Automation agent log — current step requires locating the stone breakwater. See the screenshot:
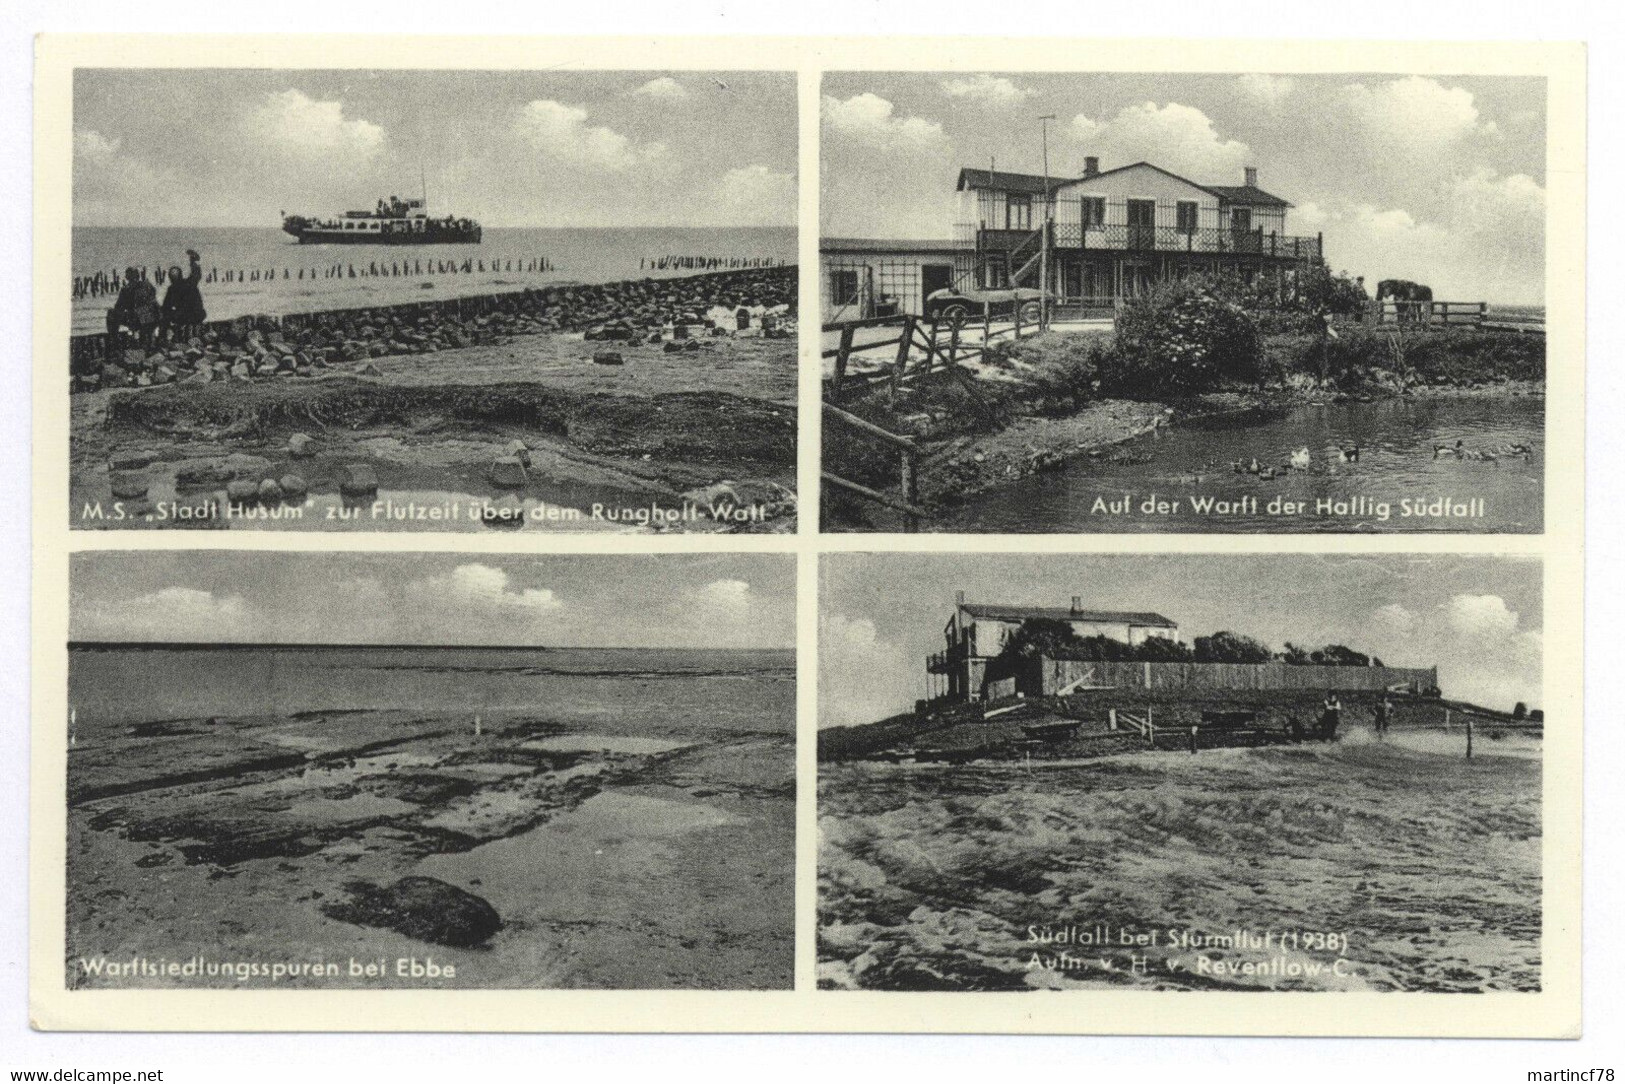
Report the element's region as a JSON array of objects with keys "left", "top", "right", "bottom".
[{"left": 71, "top": 266, "right": 797, "bottom": 393}]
